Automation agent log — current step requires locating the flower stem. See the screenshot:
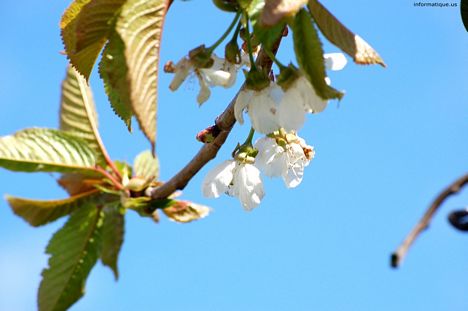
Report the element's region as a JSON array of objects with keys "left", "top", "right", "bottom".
[
  {"left": 231, "top": 19, "right": 242, "bottom": 42},
  {"left": 243, "top": 127, "right": 255, "bottom": 146},
  {"left": 243, "top": 12, "right": 257, "bottom": 71},
  {"left": 208, "top": 12, "right": 241, "bottom": 54}
]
